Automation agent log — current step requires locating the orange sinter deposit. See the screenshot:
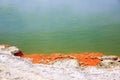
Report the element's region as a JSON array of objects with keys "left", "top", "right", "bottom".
[{"left": 22, "top": 52, "right": 104, "bottom": 66}]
